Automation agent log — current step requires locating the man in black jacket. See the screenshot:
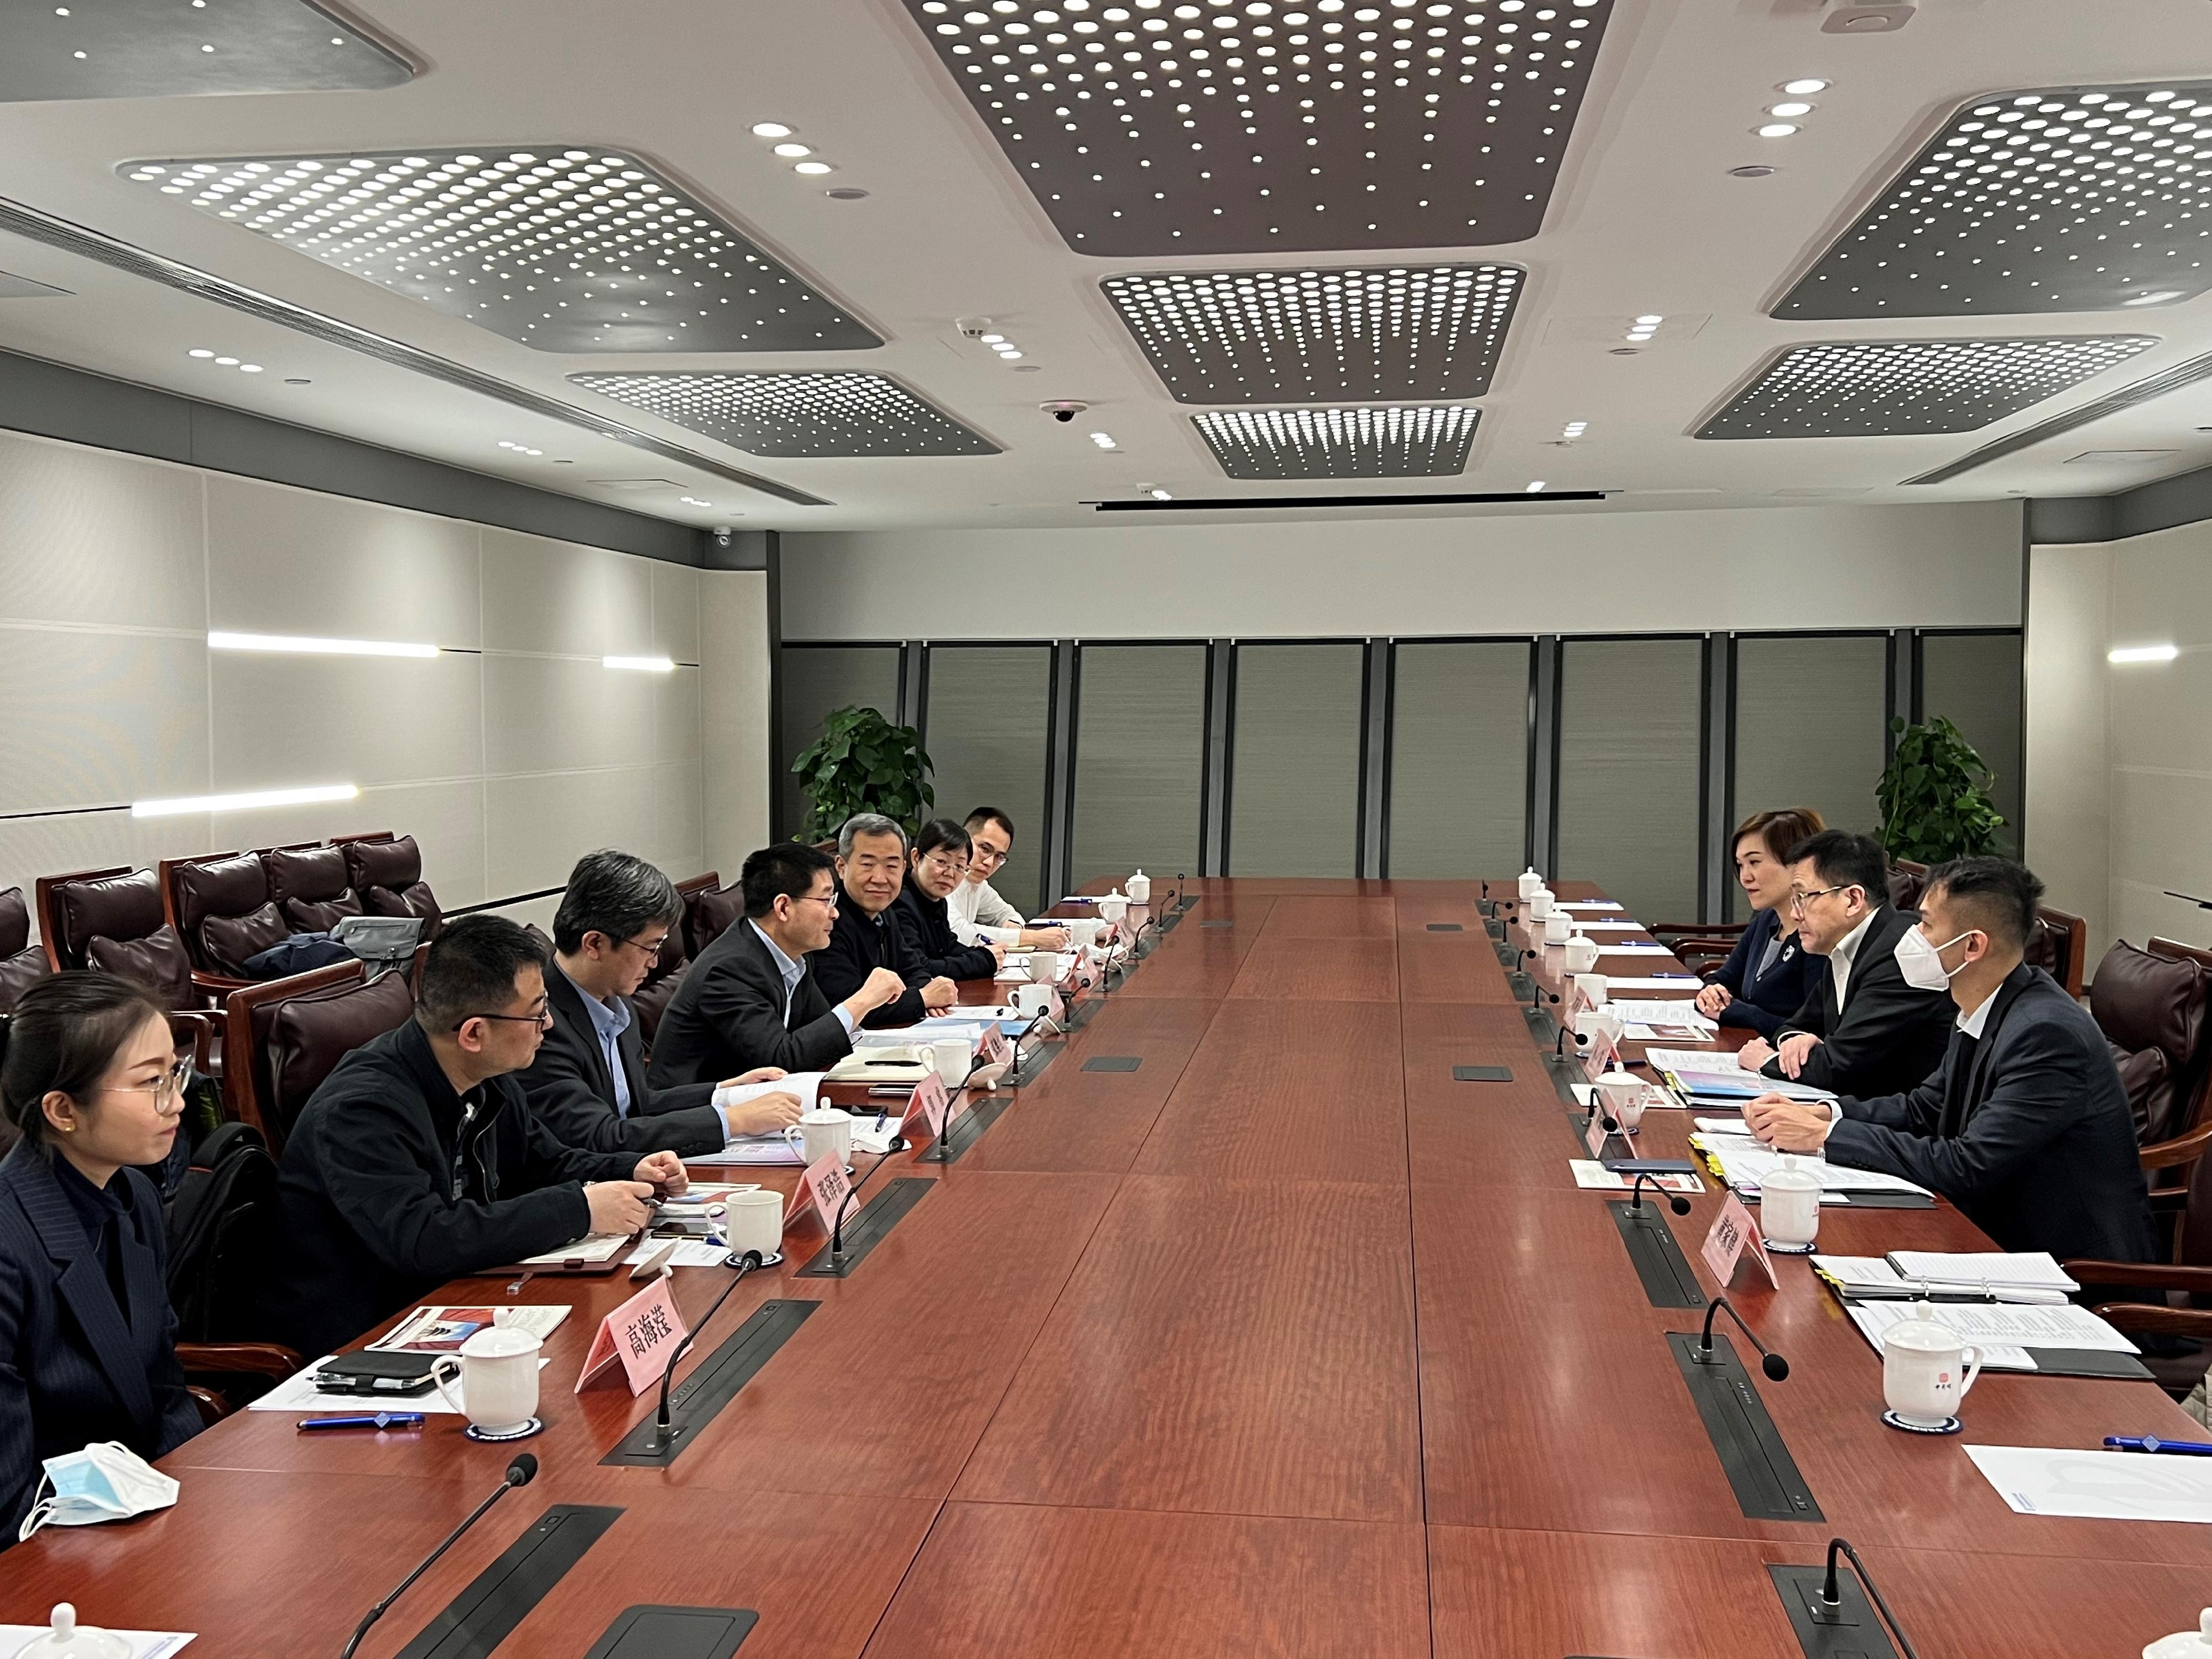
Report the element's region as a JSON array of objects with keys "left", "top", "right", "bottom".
[
  {"left": 1745, "top": 858, "right": 2154, "bottom": 1265},
  {"left": 1735, "top": 830, "right": 1953, "bottom": 1100},
  {"left": 264, "top": 916, "right": 679, "bottom": 1359},
  {"left": 814, "top": 814, "right": 957, "bottom": 1028},
  {"left": 648, "top": 842, "right": 909, "bottom": 1088},
  {"left": 521, "top": 850, "right": 806, "bottom": 1158}
]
